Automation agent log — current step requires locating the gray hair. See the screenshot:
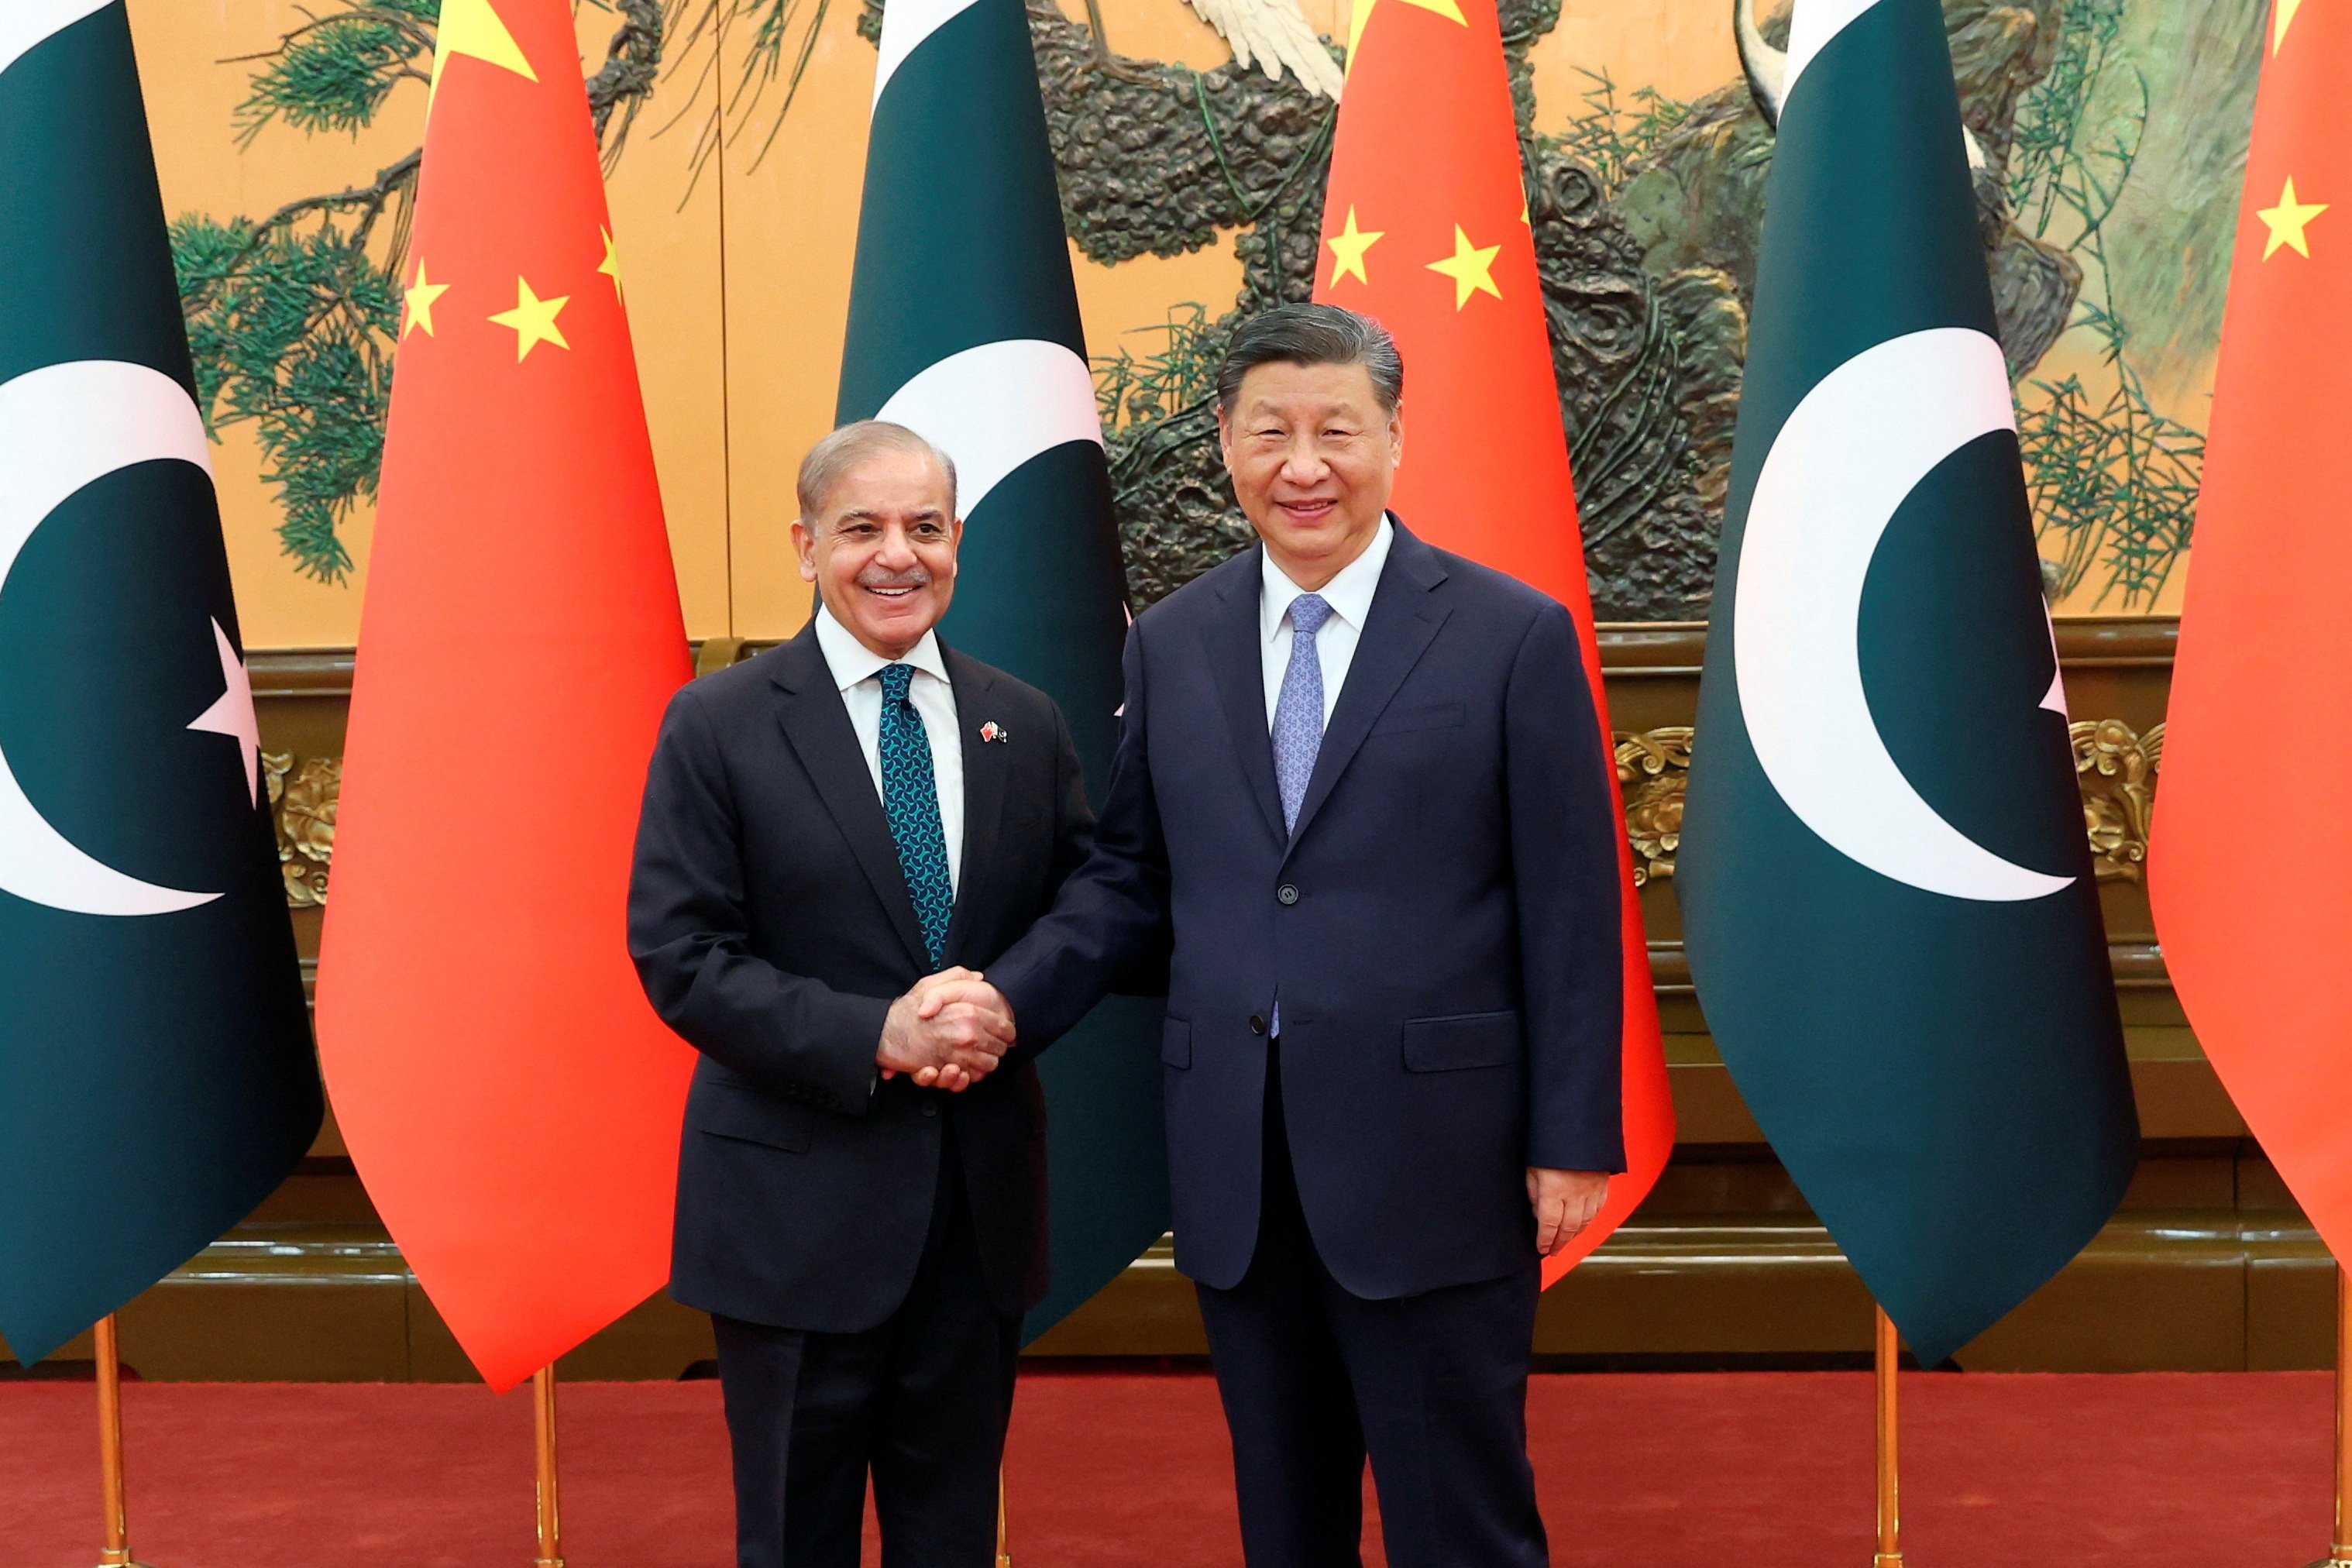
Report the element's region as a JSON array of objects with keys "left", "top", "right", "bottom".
[
  {"left": 1216, "top": 304, "right": 1405, "bottom": 416},
  {"left": 795, "top": 419, "right": 959, "bottom": 523}
]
